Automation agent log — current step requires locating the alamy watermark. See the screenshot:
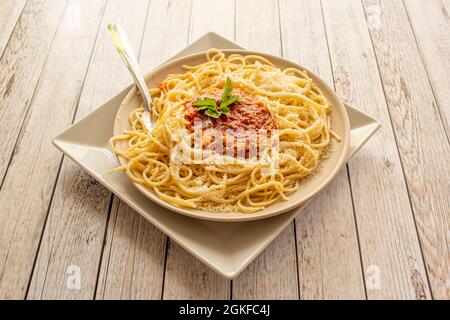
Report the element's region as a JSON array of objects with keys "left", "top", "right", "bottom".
[
  {"left": 366, "top": 5, "right": 382, "bottom": 30},
  {"left": 366, "top": 265, "right": 381, "bottom": 290},
  {"left": 170, "top": 122, "right": 280, "bottom": 175},
  {"left": 66, "top": 264, "right": 81, "bottom": 290}
]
